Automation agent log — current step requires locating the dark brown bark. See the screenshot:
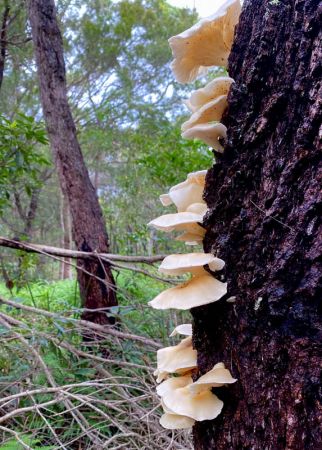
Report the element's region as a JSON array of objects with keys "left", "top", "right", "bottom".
[
  {"left": 28, "top": 0, "right": 117, "bottom": 325},
  {"left": 193, "top": 0, "right": 321, "bottom": 449},
  {"left": 0, "top": 1, "right": 9, "bottom": 91}
]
